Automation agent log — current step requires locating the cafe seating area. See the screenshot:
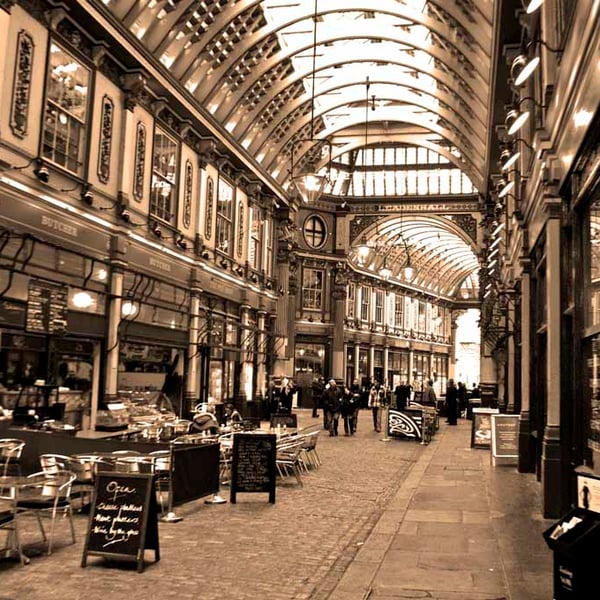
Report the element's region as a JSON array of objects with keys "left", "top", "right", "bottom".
[{"left": 0, "top": 412, "right": 325, "bottom": 565}]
